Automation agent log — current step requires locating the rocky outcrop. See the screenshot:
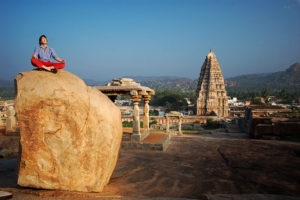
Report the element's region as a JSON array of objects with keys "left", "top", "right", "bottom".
[{"left": 14, "top": 70, "right": 122, "bottom": 192}]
